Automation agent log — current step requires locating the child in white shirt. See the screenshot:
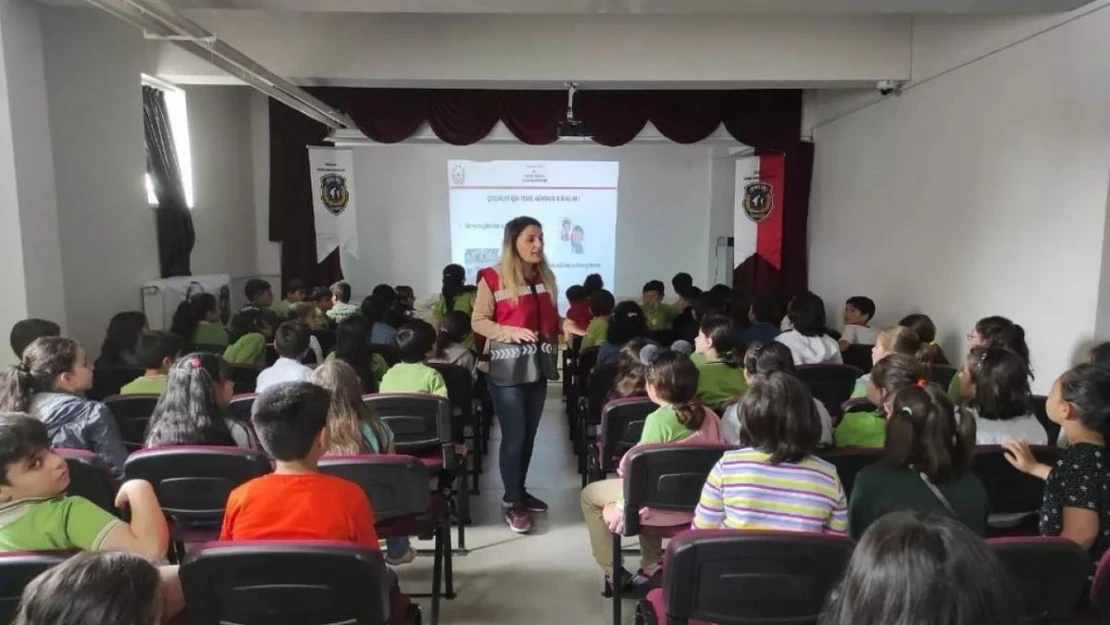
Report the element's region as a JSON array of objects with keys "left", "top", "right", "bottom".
[{"left": 839, "top": 295, "right": 877, "bottom": 351}]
